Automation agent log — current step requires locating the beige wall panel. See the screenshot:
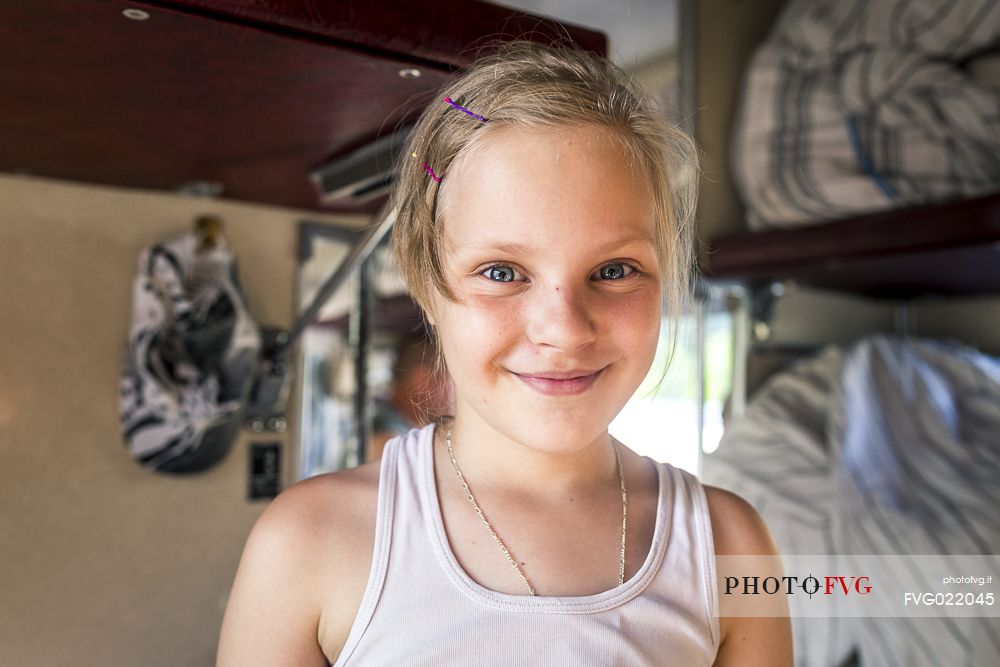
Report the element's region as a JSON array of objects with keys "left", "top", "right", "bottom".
[{"left": 0, "top": 174, "right": 366, "bottom": 666}]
